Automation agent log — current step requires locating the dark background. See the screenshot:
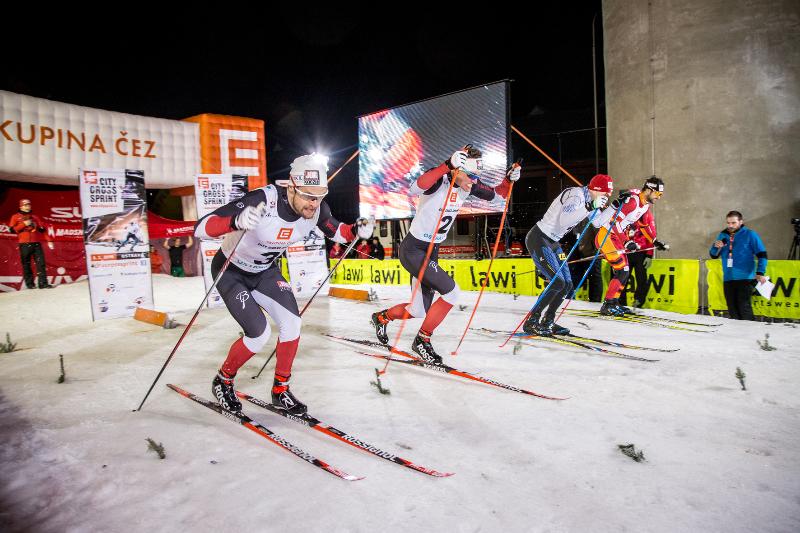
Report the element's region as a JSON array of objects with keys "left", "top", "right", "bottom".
[{"left": 2, "top": 6, "right": 606, "bottom": 238}]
